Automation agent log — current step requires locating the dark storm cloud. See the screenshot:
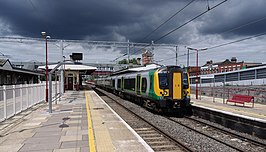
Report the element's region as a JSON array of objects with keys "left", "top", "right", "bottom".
[
  {"left": 0, "top": 0, "right": 183, "bottom": 41},
  {"left": 198, "top": 0, "right": 266, "bottom": 38},
  {"left": 0, "top": 0, "right": 266, "bottom": 44}
]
